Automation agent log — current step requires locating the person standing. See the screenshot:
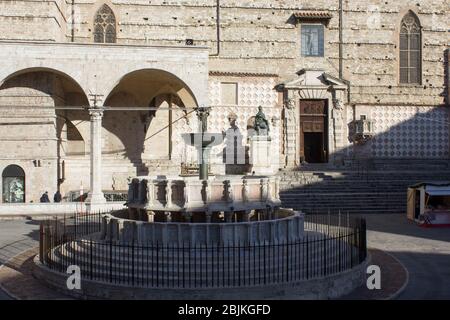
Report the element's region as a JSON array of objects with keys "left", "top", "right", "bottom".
[
  {"left": 53, "top": 191, "right": 62, "bottom": 203},
  {"left": 40, "top": 191, "right": 50, "bottom": 203}
]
